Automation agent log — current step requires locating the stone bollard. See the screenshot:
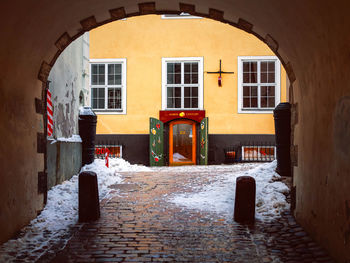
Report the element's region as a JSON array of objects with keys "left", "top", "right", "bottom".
[
  {"left": 79, "top": 171, "right": 100, "bottom": 222},
  {"left": 234, "top": 176, "right": 256, "bottom": 224}
]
